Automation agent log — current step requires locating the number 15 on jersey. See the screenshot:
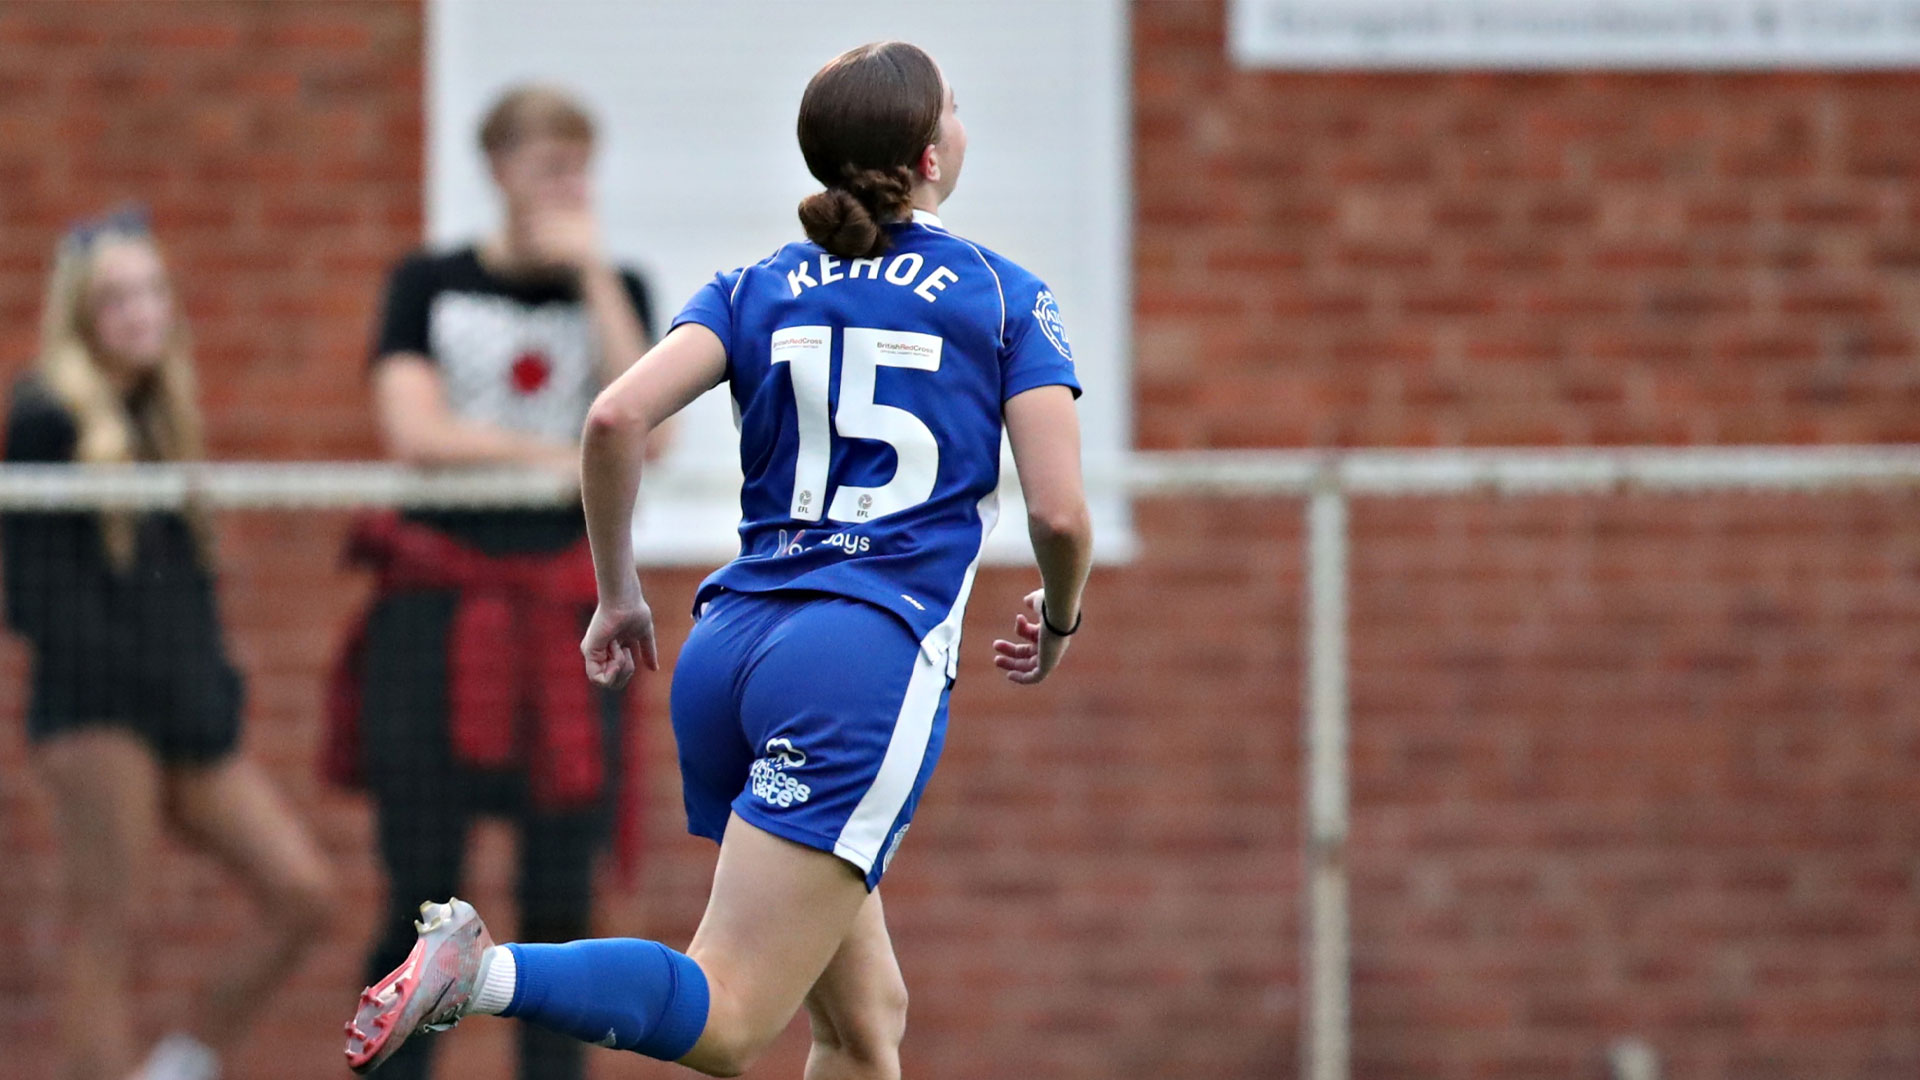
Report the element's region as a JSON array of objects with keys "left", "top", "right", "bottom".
[{"left": 770, "top": 325, "right": 944, "bottom": 525}]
